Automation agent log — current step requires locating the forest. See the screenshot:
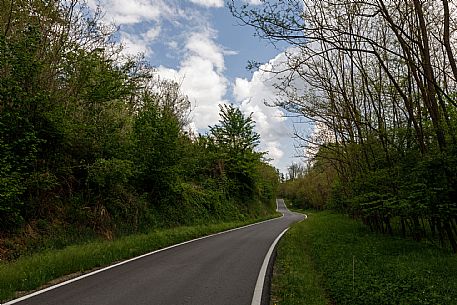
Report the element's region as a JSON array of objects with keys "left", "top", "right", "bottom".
[
  {"left": 0, "top": 0, "right": 279, "bottom": 260},
  {"left": 229, "top": 0, "right": 457, "bottom": 252}
]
